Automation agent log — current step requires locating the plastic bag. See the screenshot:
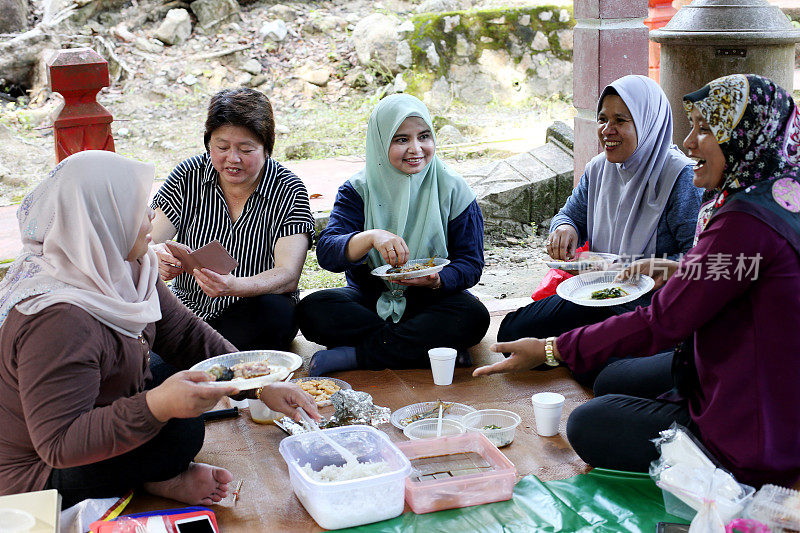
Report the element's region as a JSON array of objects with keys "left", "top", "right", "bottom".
[
  {"left": 650, "top": 424, "right": 754, "bottom": 533},
  {"left": 532, "top": 242, "right": 592, "bottom": 300},
  {"left": 744, "top": 484, "right": 800, "bottom": 532}
]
